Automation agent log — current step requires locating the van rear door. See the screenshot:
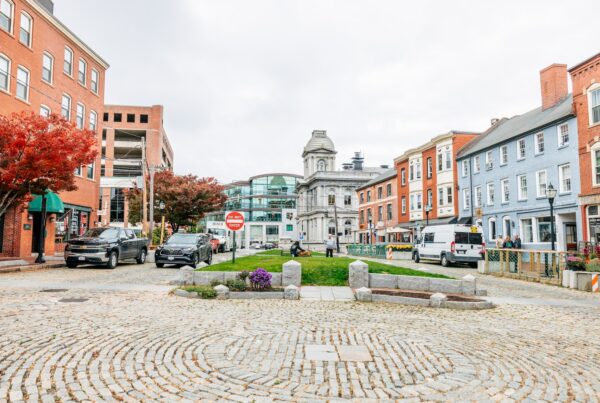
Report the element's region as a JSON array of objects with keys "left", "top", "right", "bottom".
[{"left": 454, "top": 231, "right": 483, "bottom": 257}]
